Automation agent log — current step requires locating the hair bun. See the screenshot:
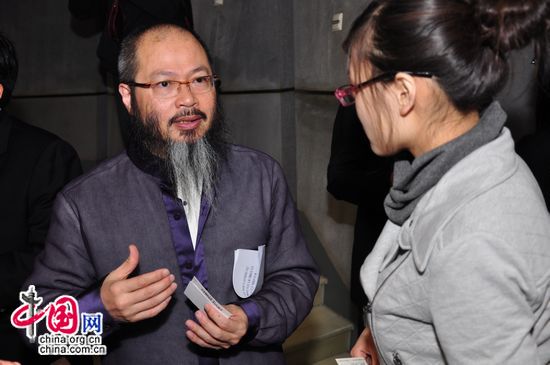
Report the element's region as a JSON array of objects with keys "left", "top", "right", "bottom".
[{"left": 473, "top": 0, "right": 550, "bottom": 53}]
